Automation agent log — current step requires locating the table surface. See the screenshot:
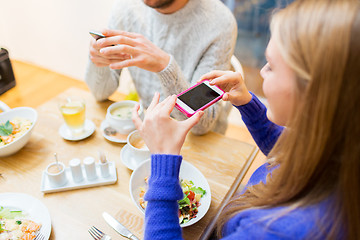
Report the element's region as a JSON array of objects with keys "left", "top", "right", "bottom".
[{"left": 0, "top": 60, "right": 258, "bottom": 239}]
